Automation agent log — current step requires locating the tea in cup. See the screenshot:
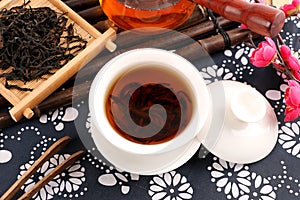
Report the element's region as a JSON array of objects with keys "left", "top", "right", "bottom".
[{"left": 89, "top": 48, "right": 210, "bottom": 155}]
